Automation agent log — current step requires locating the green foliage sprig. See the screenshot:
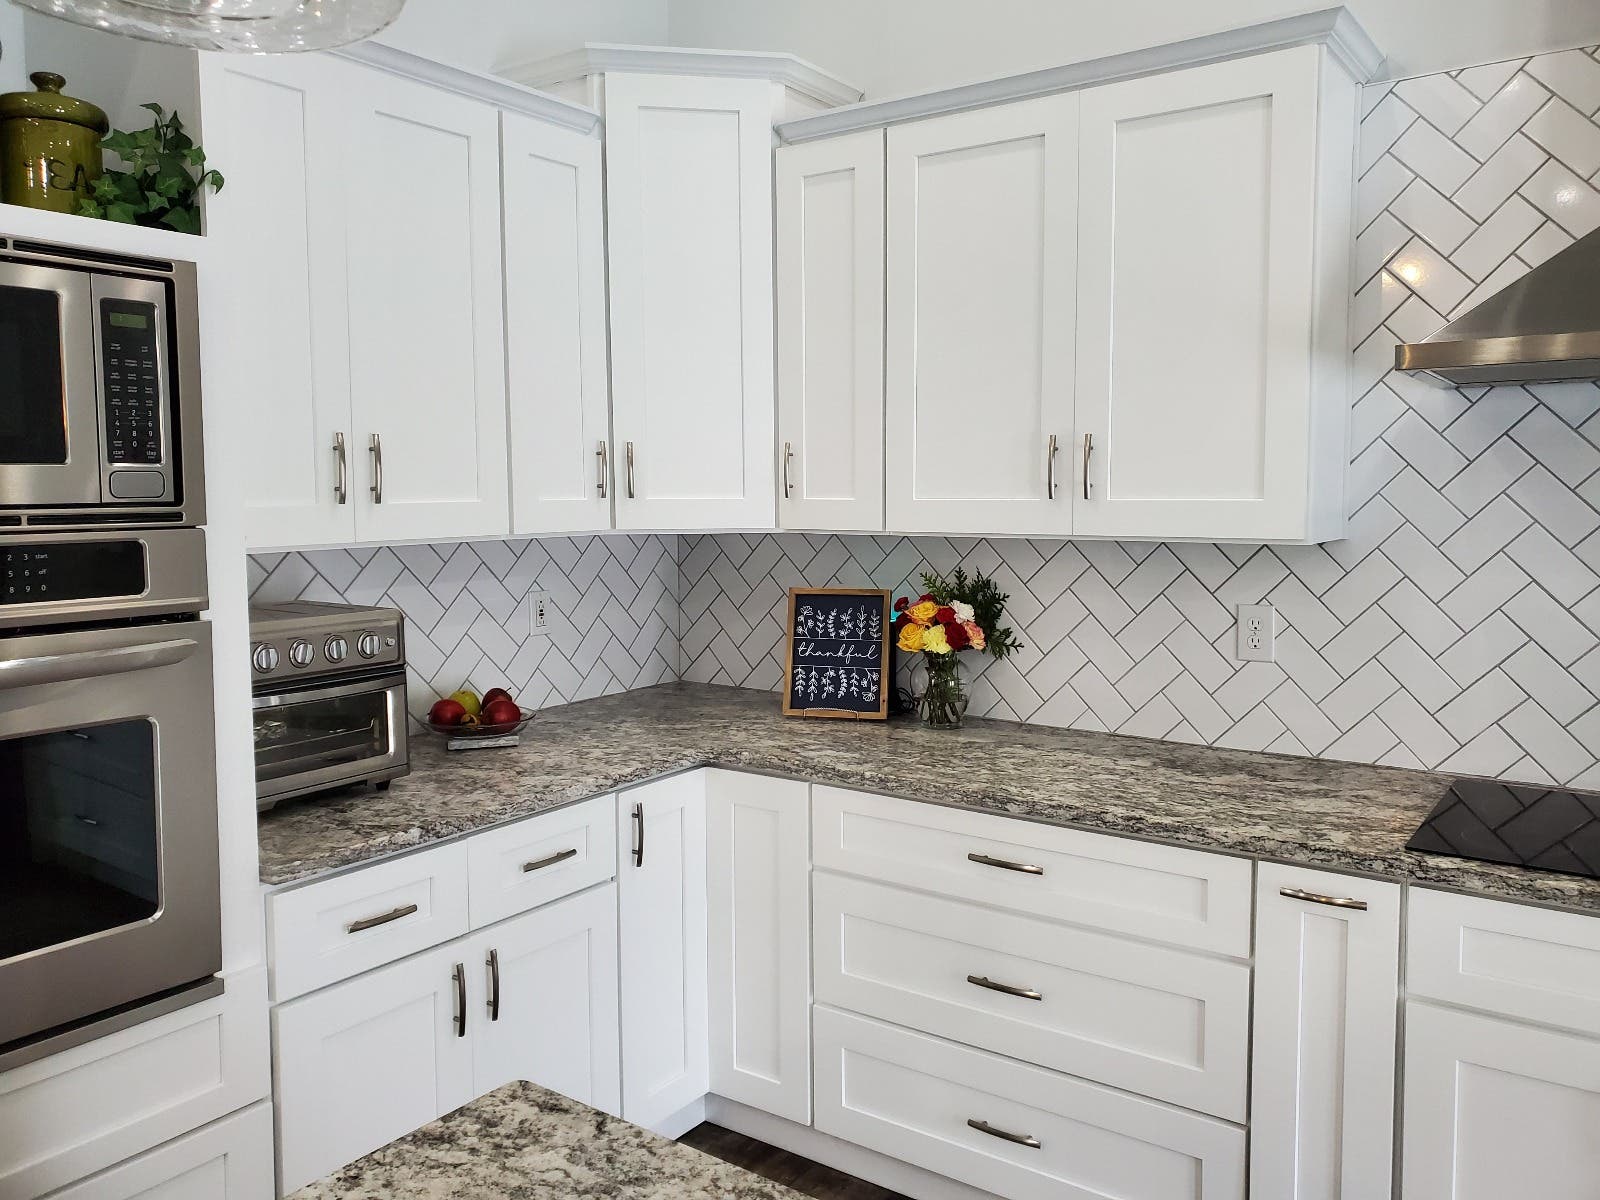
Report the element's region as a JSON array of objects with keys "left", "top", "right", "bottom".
[
  {"left": 77, "top": 103, "right": 223, "bottom": 234},
  {"left": 919, "top": 566, "right": 1023, "bottom": 660}
]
